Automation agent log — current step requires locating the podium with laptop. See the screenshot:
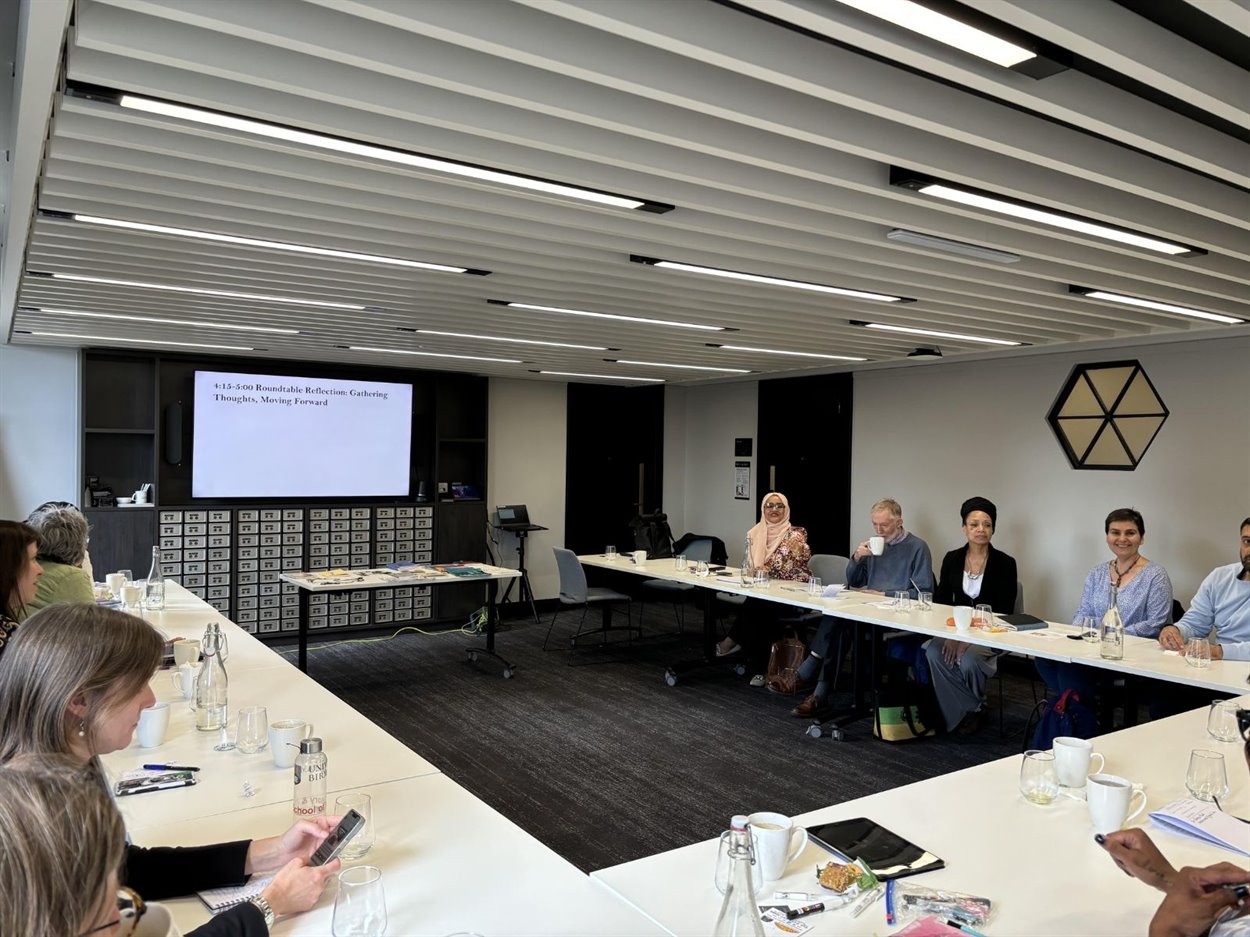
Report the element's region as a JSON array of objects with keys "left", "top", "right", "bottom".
[{"left": 493, "top": 504, "right": 547, "bottom": 624}]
